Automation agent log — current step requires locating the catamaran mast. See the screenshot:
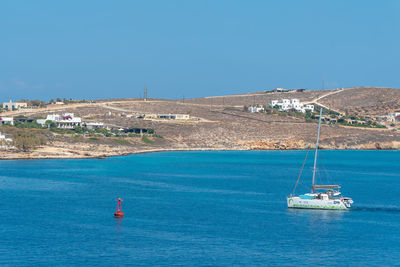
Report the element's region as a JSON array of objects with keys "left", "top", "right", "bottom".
[{"left": 312, "top": 108, "right": 323, "bottom": 193}]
